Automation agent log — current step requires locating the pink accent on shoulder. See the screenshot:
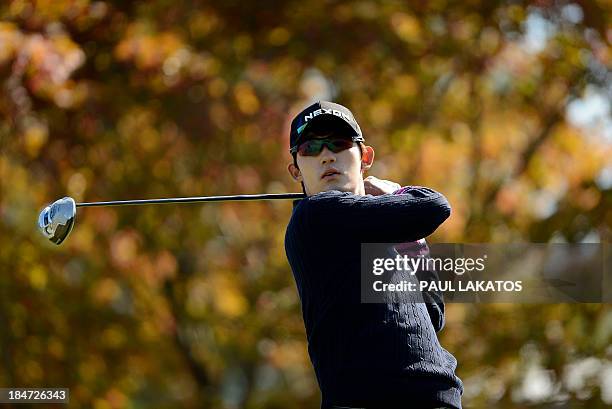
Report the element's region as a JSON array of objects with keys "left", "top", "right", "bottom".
[{"left": 392, "top": 186, "right": 418, "bottom": 195}]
